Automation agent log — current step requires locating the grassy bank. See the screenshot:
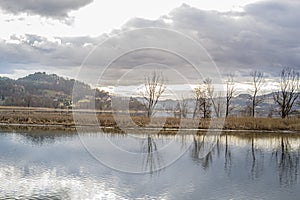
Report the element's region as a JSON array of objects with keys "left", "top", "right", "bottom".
[{"left": 1, "top": 106, "right": 300, "bottom": 132}]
